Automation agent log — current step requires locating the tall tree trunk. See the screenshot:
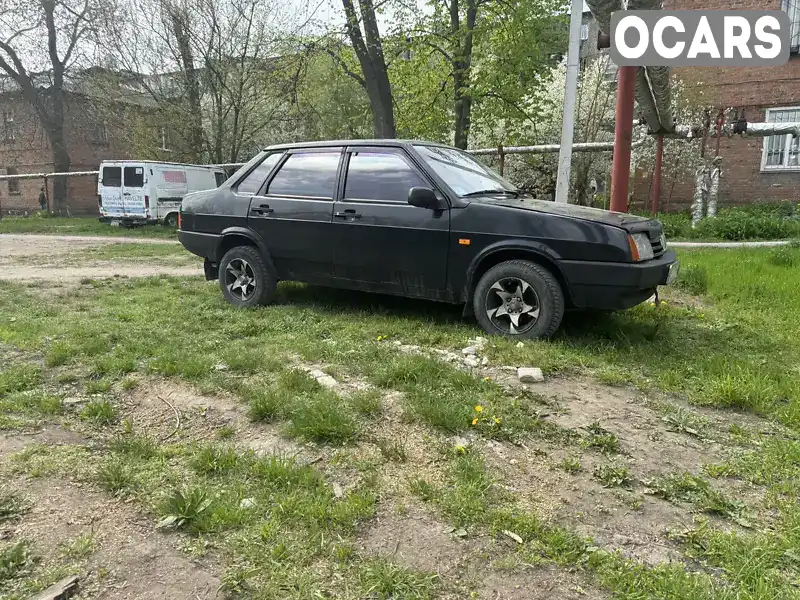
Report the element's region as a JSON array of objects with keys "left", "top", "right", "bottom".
[
  {"left": 169, "top": 7, "right": 204, "bottom": 161},
  {"left": 451, "top": 0, "right": 476, "bottom": 149},
  {"left": 341, "top": 0, "right": 396, "bottom": 138}
]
